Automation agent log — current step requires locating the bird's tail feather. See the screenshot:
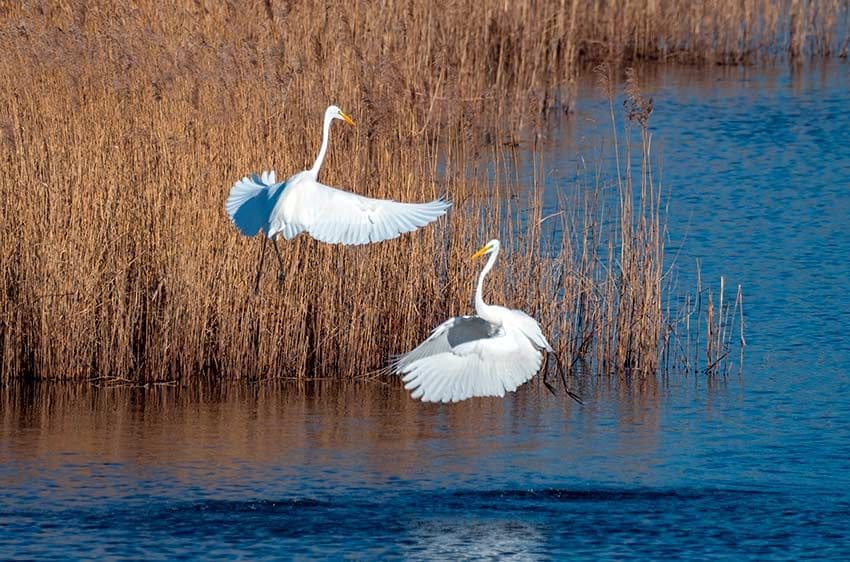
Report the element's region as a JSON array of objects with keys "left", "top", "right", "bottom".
[{"left": 225, "top": 171, "right": 276, "bottom": 237}]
